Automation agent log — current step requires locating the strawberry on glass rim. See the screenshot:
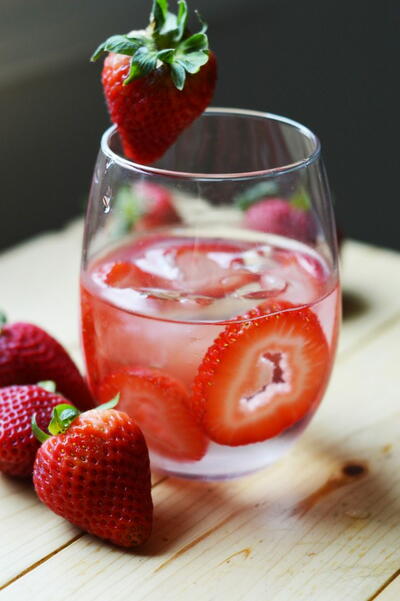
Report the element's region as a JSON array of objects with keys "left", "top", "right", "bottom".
[{"left": 91, "top": 0, "right": 217, "bottom": 164}]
